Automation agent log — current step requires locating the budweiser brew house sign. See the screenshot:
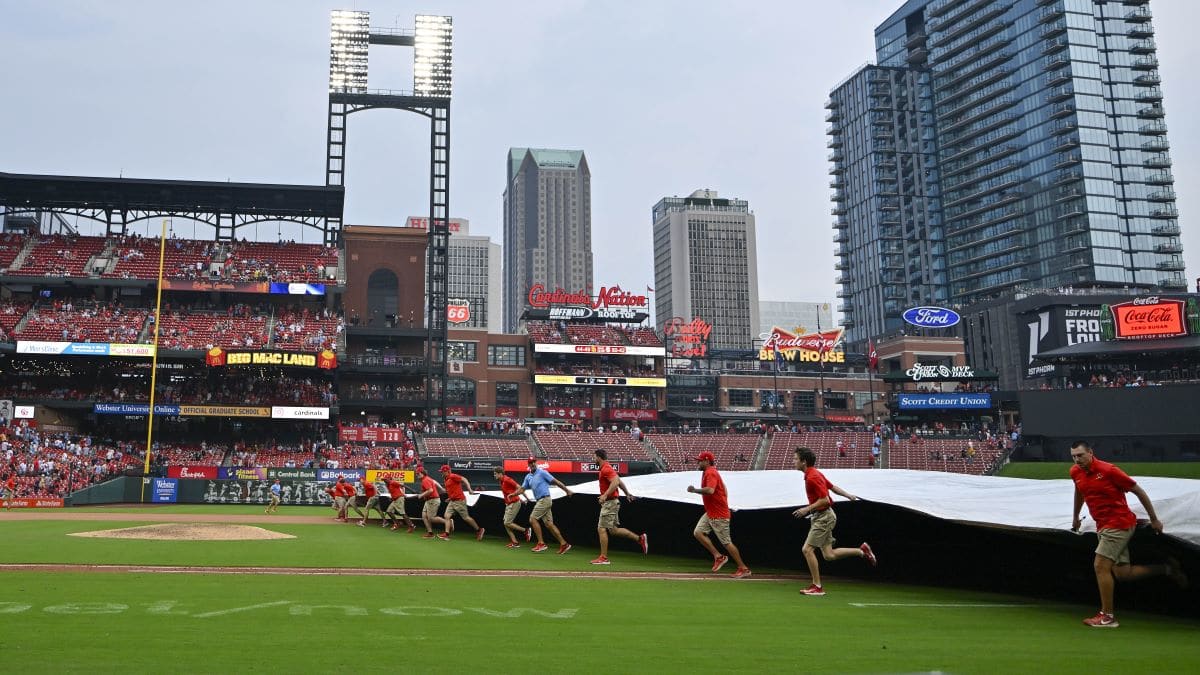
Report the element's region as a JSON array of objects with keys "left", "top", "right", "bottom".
[
  {"left": 758, "top": 326, "right": 846, "bottom": 363},
  {"left": 526, "top": 284, "right": 649, "bottom": 322}
]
